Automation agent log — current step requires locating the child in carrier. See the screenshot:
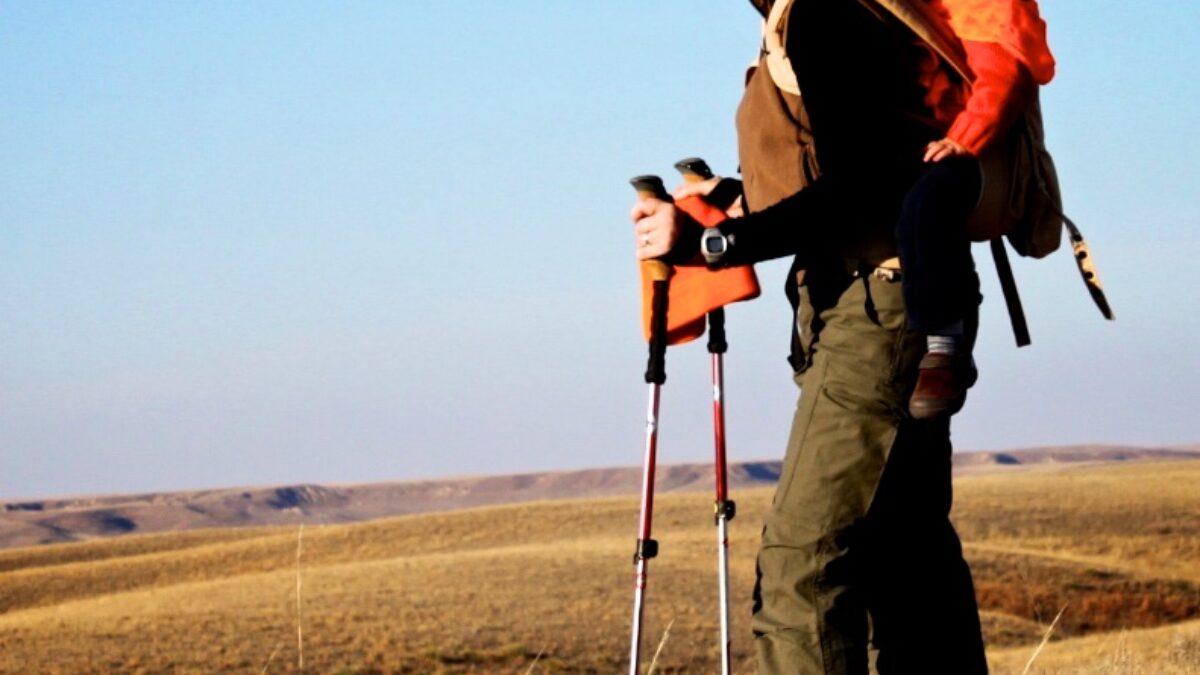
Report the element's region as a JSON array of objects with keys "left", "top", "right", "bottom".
[{"left": 898, "top": 0, "right": 1056, "bottom": 419}]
